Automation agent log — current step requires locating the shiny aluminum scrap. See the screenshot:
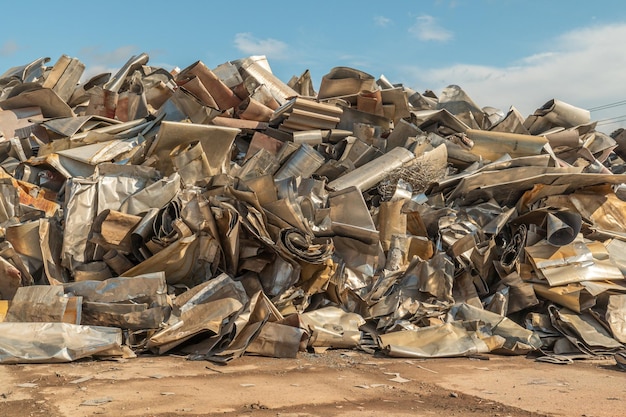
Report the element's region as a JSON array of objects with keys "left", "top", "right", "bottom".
[{"left": 0, "top": 52, "right": 625, "bottom": 364}]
